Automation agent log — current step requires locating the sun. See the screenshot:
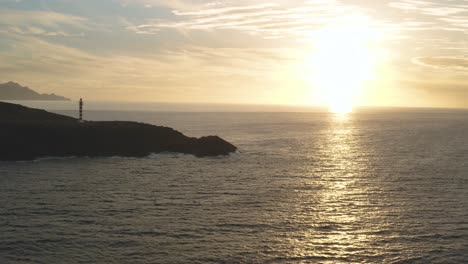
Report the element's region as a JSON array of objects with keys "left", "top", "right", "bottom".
[
  {"left": 330, "top": 101, "right": 352, "bottom": 114},
  {"left": 309, "top": 23, "right": 378, "bottom": 113}
]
